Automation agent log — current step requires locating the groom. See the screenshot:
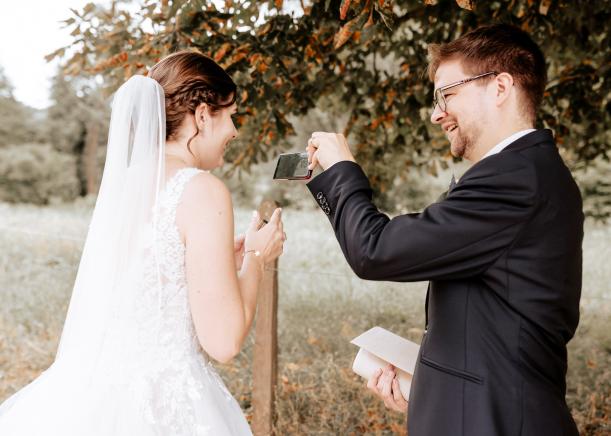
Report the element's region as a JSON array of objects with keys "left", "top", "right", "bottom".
[{"left": 305, "top": 24, "right": 582, "bottom": 435}]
